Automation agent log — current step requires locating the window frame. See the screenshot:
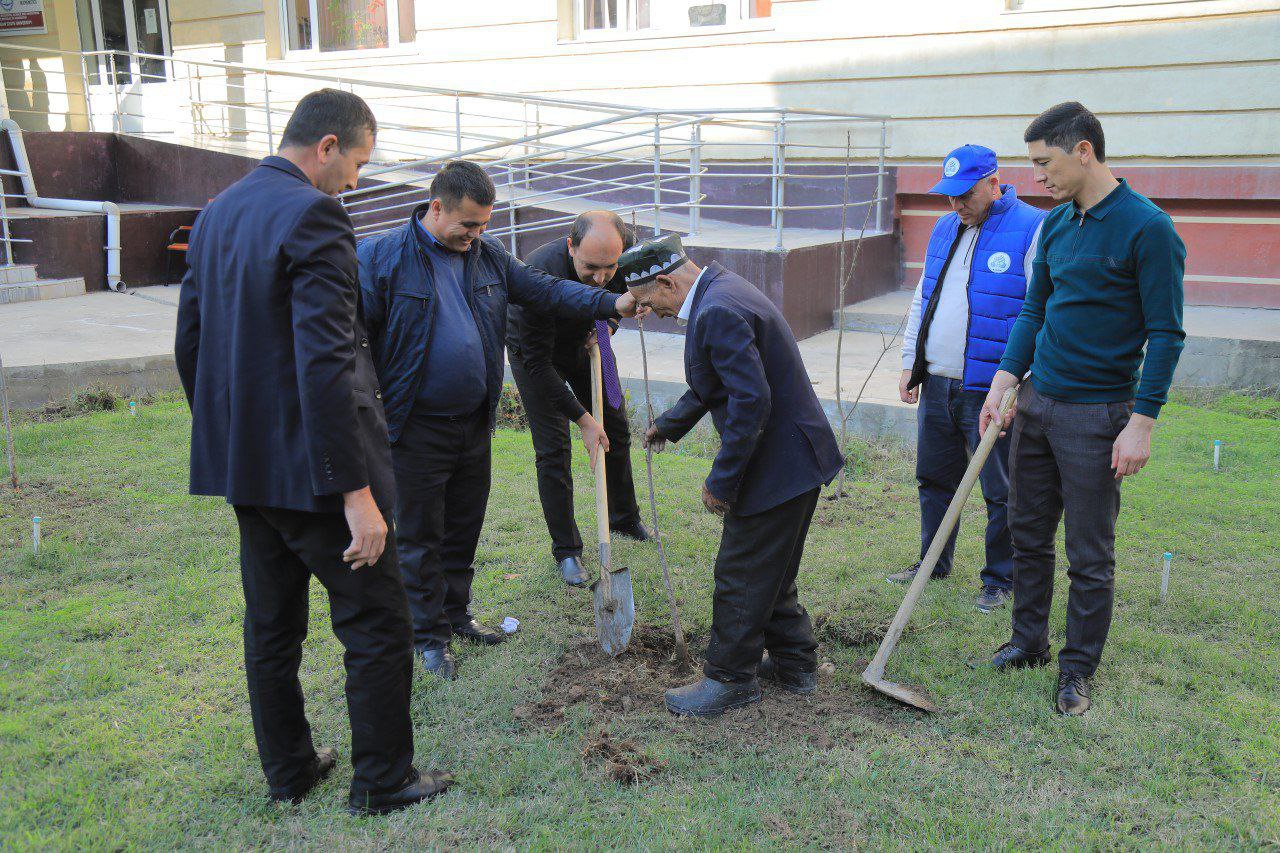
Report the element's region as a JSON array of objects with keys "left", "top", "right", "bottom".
[
  {"left": 570, "top": 0, "right": 773, "bottom": 43},
  {"left": 280, "top": 0, "right": 418, "bottom": 59}
]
